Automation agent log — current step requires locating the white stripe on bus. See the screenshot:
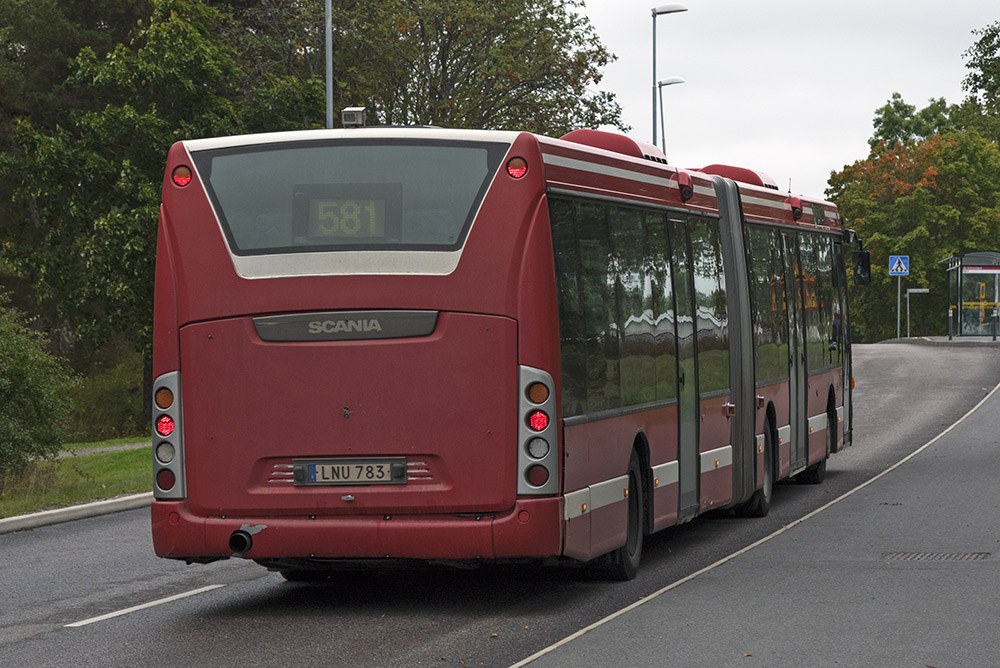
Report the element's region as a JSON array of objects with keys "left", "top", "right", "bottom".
[{"left": 699, "top": 445, "right": 733, "bottom": 474}]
